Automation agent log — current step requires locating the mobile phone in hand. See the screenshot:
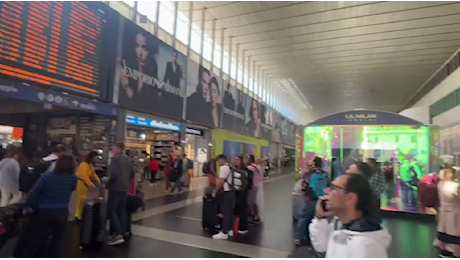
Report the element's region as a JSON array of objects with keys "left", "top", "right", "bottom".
[{"left": 321, "top": 199, "right": 329, "bottom": 212}]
